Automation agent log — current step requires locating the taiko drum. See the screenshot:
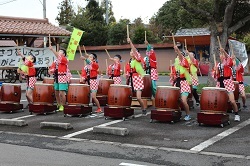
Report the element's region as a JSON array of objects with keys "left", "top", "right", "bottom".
[
  {"left": 97, "top": 78, "right": 114, "bottom": 95},
  {"left": 155, "top": 86, "right": 180, "bottom": 109},
  {"left": 200, "top": 87, "right": 228, "bottom": 112},
  {"left": 108, "top": 84, "right": 132, "bottom": 107},
  {"left": 33, "top": 83, "right": 55, "bottom": 104},
  {"left": 67, "top": 84, "right": 90, "bottom": 105},
  {"left": 43, "top": 77, "right": 54, "bottom": 84},
  {"left": 69, "top": 78, "right": 83, "bottom": 84},
  {"left": 0, "top": 83, "right": 21, "bottom": 103}
]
